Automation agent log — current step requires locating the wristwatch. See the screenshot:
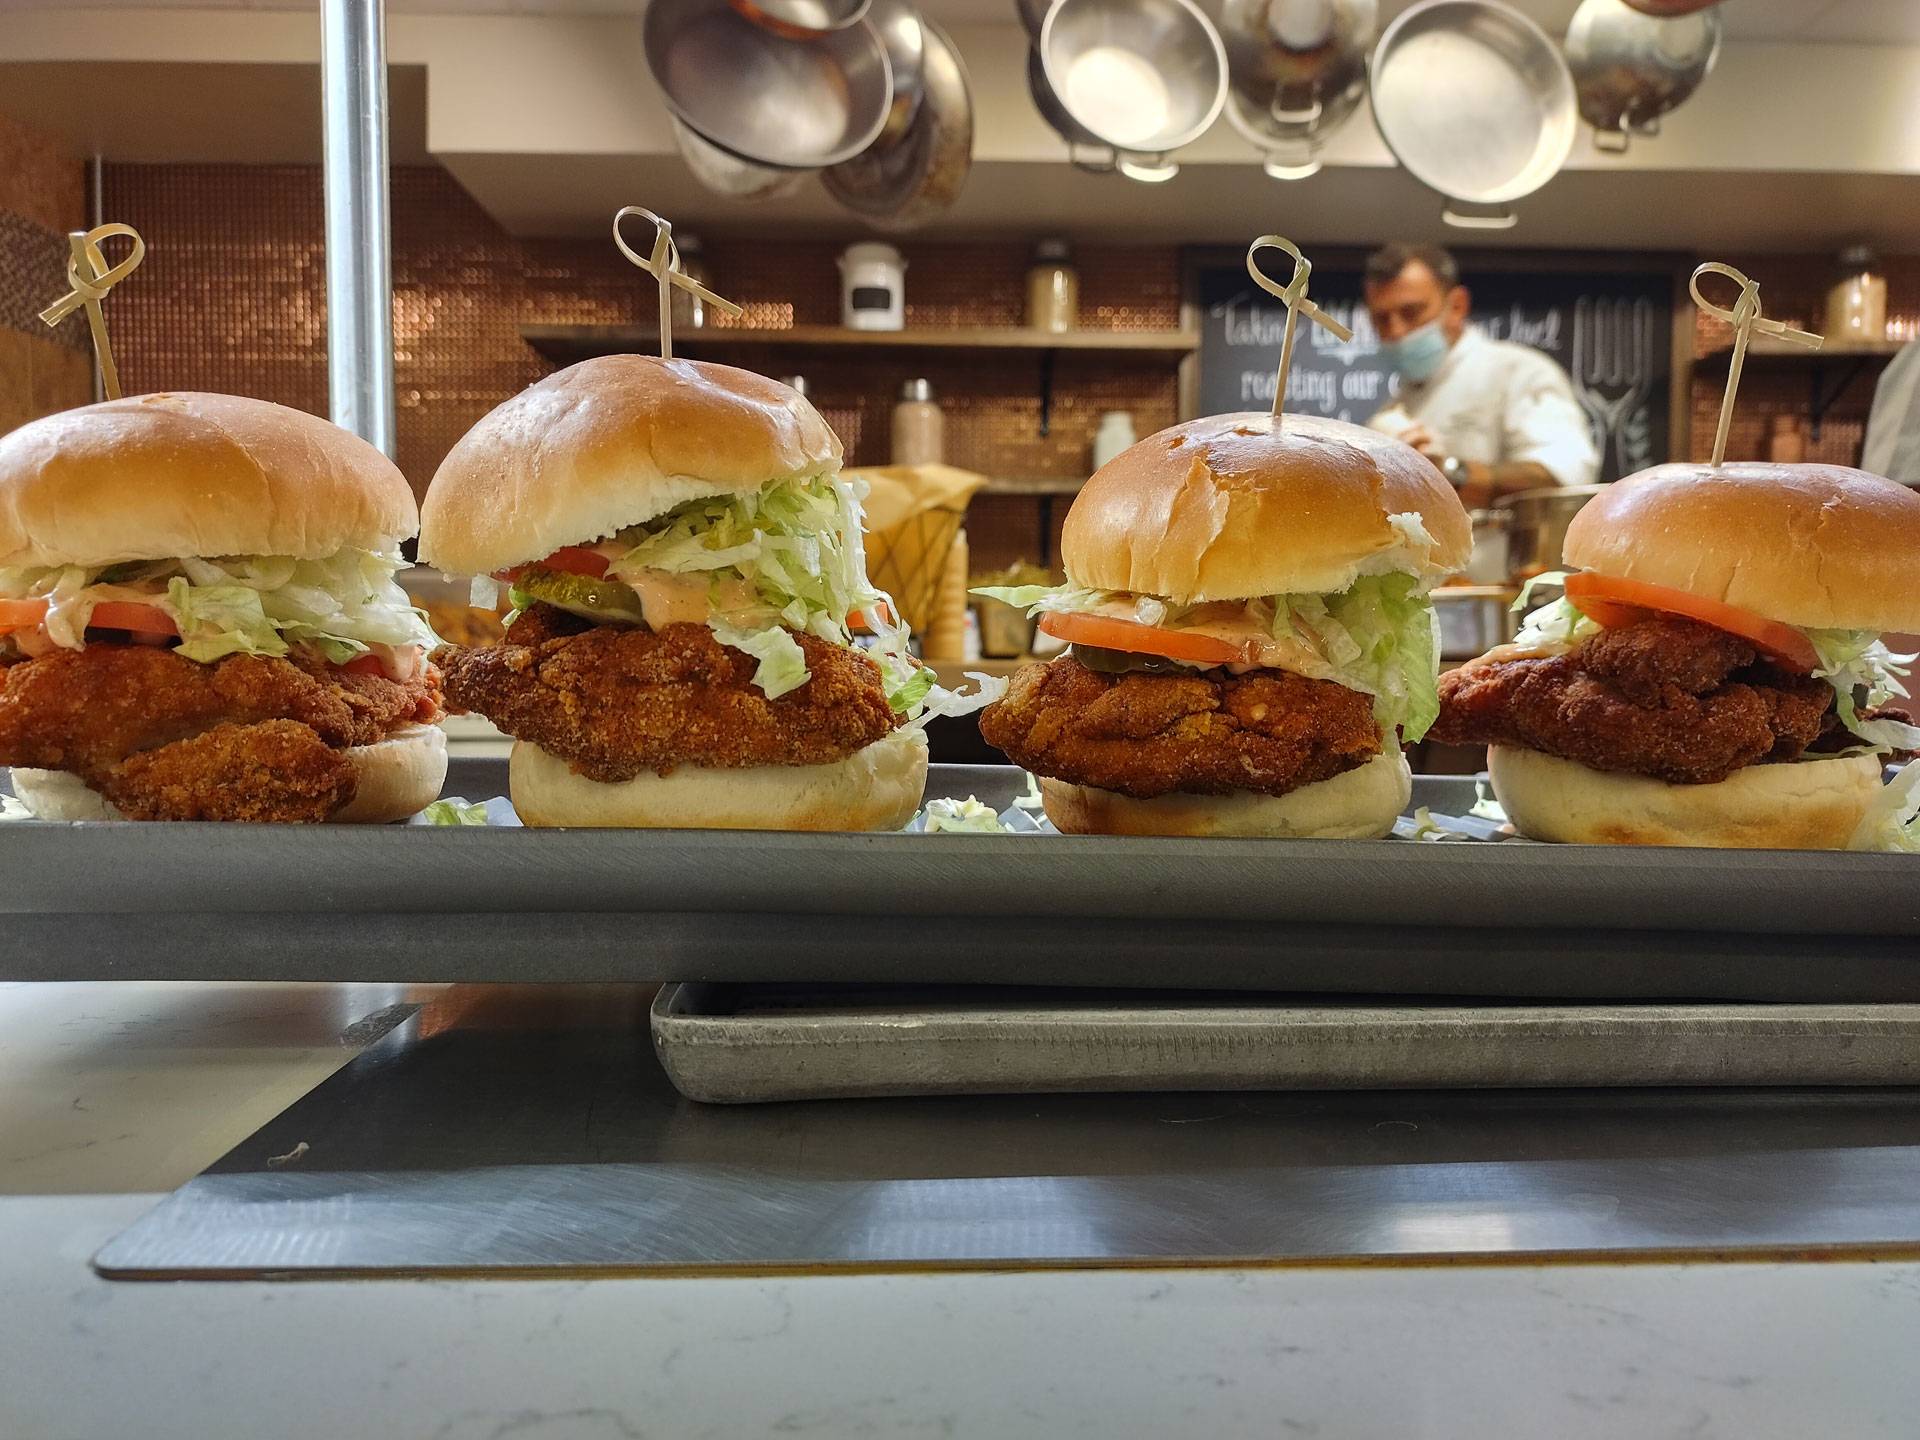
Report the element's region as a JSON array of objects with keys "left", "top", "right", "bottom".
[{"left": 1440, "top": 455, "right": 1470, "bottom": 489}]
